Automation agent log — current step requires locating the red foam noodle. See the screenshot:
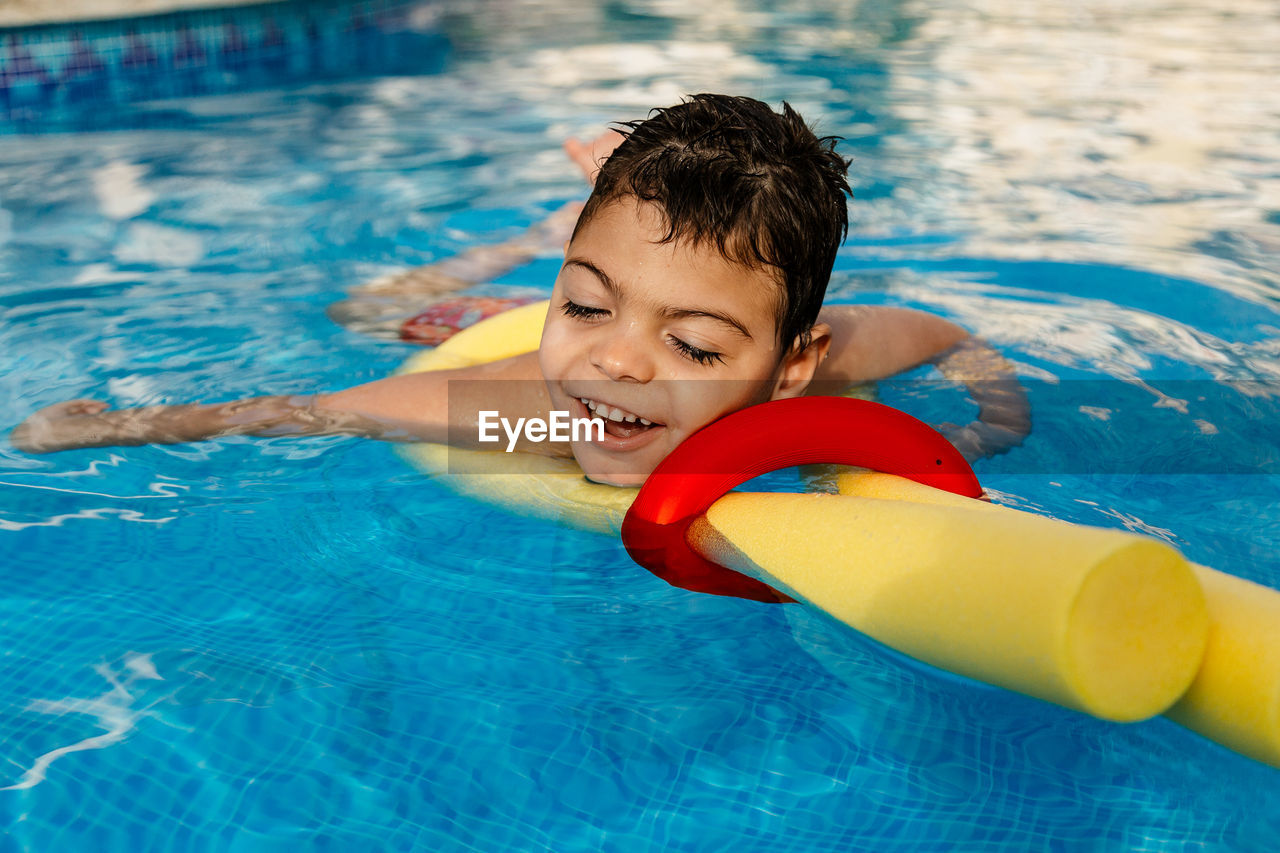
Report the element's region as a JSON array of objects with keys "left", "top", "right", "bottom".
[{"left": 620, "top": 397, "right": 983, "bottom": 603}]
